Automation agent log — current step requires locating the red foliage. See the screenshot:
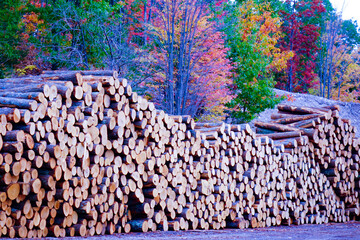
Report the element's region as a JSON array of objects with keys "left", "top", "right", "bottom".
[{"left": 276, "top": 0, "right": 326, "bottom": 93}]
